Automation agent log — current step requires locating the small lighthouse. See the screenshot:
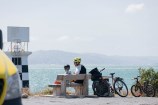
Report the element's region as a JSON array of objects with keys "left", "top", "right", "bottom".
[{"left": 5, "top": 26, "right": 32, "bottom": 88}]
